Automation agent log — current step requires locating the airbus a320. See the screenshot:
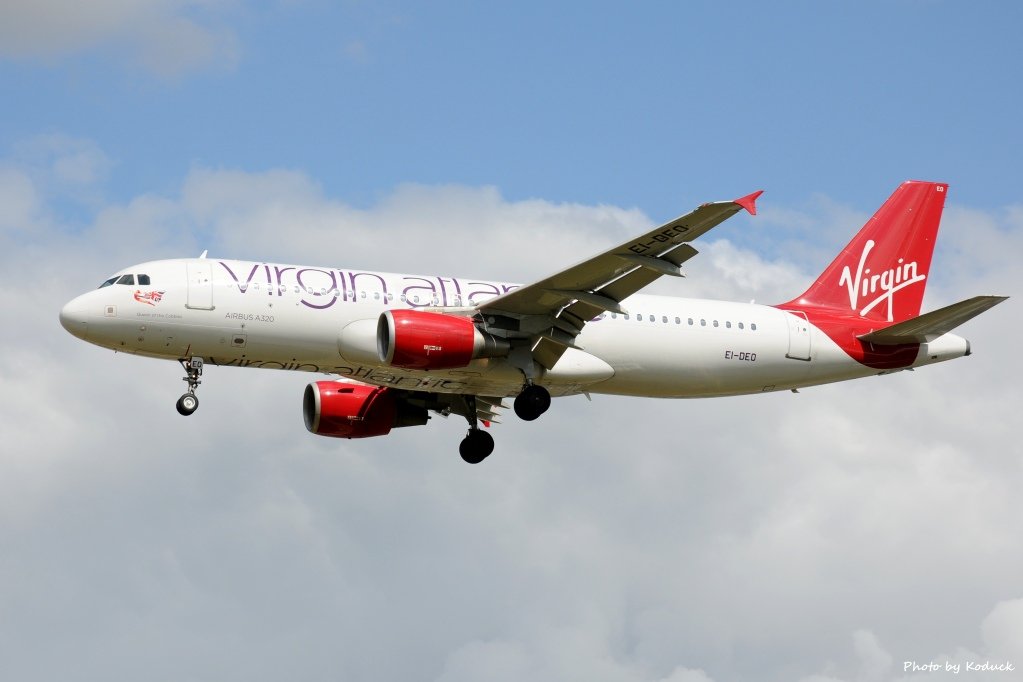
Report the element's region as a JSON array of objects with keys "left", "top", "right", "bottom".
[{"left": 59, "top": 181, "right": 1006, "bottom": 462}]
